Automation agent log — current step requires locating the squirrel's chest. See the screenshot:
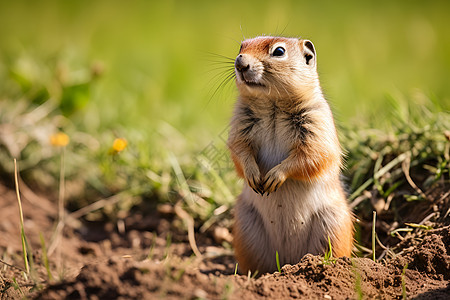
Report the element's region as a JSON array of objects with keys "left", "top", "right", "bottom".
[{"left": 253, "top": 111, "right": 292, "bottom": 173}]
